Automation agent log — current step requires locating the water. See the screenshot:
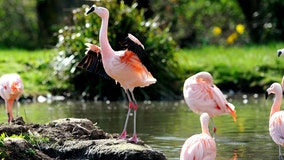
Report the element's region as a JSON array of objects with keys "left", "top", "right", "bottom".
[{"left": 0, "top": 94, "right": 281, "bottom": 159}]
